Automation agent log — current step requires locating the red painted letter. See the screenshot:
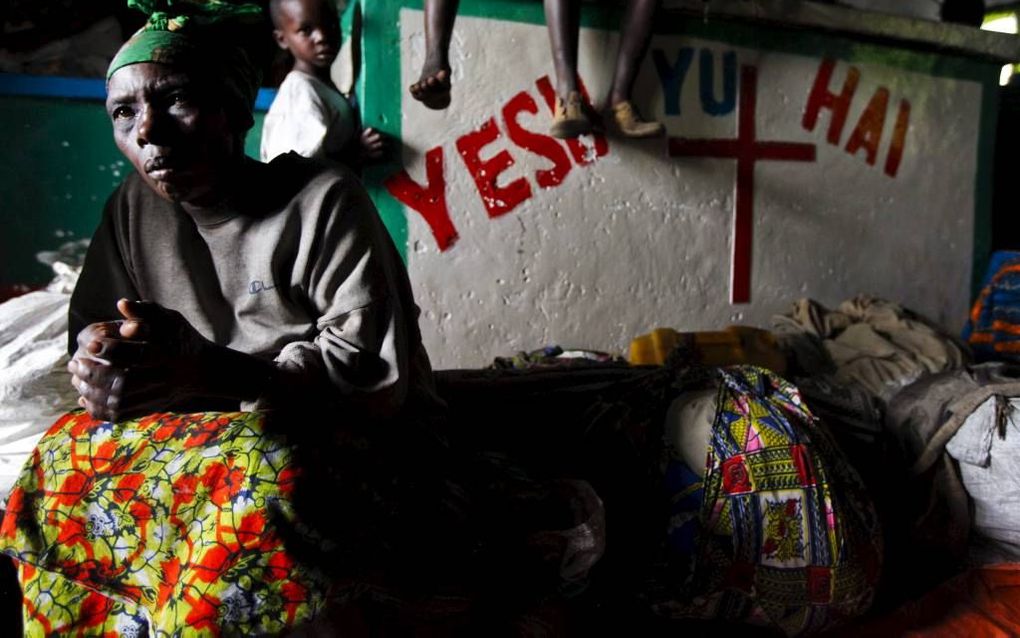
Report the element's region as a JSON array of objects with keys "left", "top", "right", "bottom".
[
  {"left": 884, "top": 99, "right": 910, "bottom": 177},
  {"left": 534, "top": 75, "right": 609, "bottom": 165},
  {"left": 803, "top": 59, "right": 860, "bottom": 145},
  {"left": 844, "top": 87, "right": 888, "bottom": 166},
  {"left": 384, "top": 146, "right": 458, "bottom": 251},
  {"left": 456, "top": 117, "right": 532, "bottom": 218},
  {"left": 502, "top": 90, "right": 573, "bottom": 189}
]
